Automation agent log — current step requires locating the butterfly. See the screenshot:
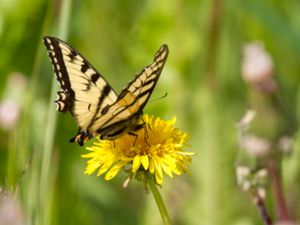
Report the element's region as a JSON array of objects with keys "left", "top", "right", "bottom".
[{"left": 43, "top": 36, "right": 169, "bottom": 146}]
